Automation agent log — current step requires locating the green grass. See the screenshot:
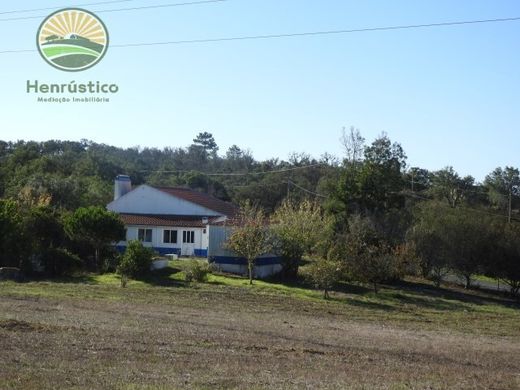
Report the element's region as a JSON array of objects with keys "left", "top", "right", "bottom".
[
  {"left": 2, "top": 258, "right": 518, "bottom": 336},
  {"left": 42, "top": 45, "right": 100, "bottom": 58},
  {"left": 2, "top": 260, "right": 520, "bottom": 389}
]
